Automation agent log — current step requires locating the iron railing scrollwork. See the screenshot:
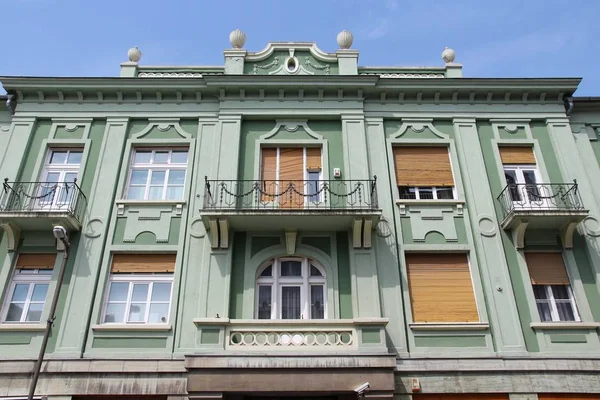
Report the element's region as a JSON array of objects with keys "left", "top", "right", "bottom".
[
  {"left": 203, "top": 177, "right": 379, "bottom": 210},
  {"left": 497, "top": 180, "right": 585, "bottom": 218},
  {"left": 0, "top": 178, "right": 88, "bottom": 223}
]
